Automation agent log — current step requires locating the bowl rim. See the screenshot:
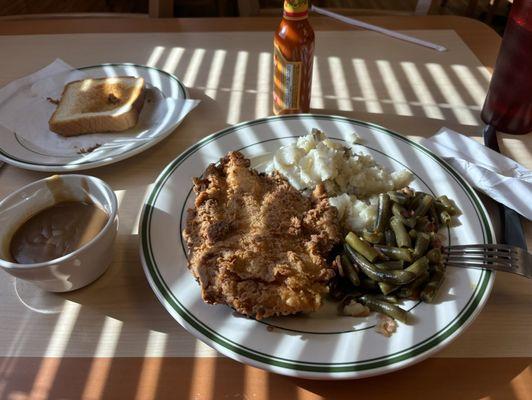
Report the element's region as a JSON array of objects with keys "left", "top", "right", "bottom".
[{"left": 0, "top": 174, "right": 118, "bottom": 270}]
